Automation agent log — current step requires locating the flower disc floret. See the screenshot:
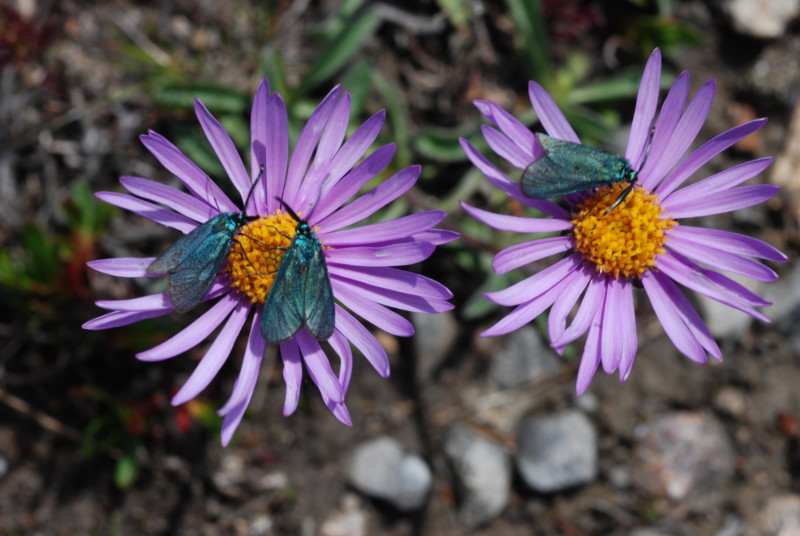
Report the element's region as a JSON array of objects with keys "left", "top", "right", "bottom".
[
  {"left": 572, "top": 183, "right": 675, "bottom": 279},
  {"left": 226, "top": 212, "right": 300, "bottom": 304}
]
